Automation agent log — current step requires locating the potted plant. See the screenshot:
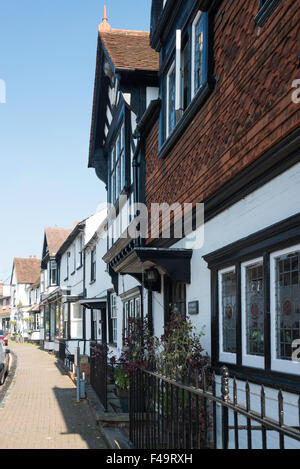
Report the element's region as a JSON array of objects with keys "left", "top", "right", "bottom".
[{"left": 114, "top": 366, "right": 129, "bottom": 412}]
